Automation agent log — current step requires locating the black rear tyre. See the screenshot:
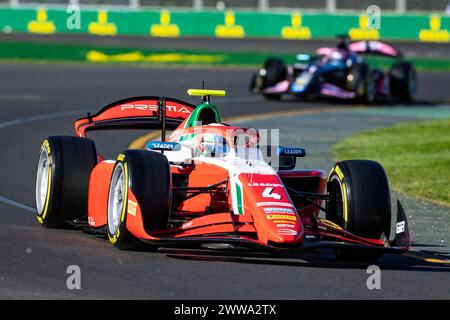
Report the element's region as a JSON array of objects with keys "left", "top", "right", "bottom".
[
  {"left": 107, "top": 150, "right": 171, "bottom": 250},
  {"left": 326, "top": 160, "right": 391, "bottom": 261},
  {"left": 390, "top": 61, "right": 416, "bottom": 102},
  {"left": 262, "top": 58, "right": 286, "bottom": 100},
  {"left": 35, "top": 136, "right": 97, "bottom": 228}
]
